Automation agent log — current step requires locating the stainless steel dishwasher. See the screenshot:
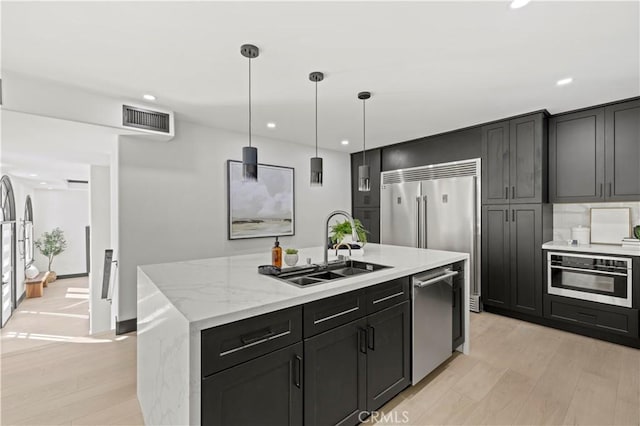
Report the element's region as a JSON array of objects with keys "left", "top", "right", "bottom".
[{"left": 411, "top": 266, "right": 458, "bottom": 385}]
